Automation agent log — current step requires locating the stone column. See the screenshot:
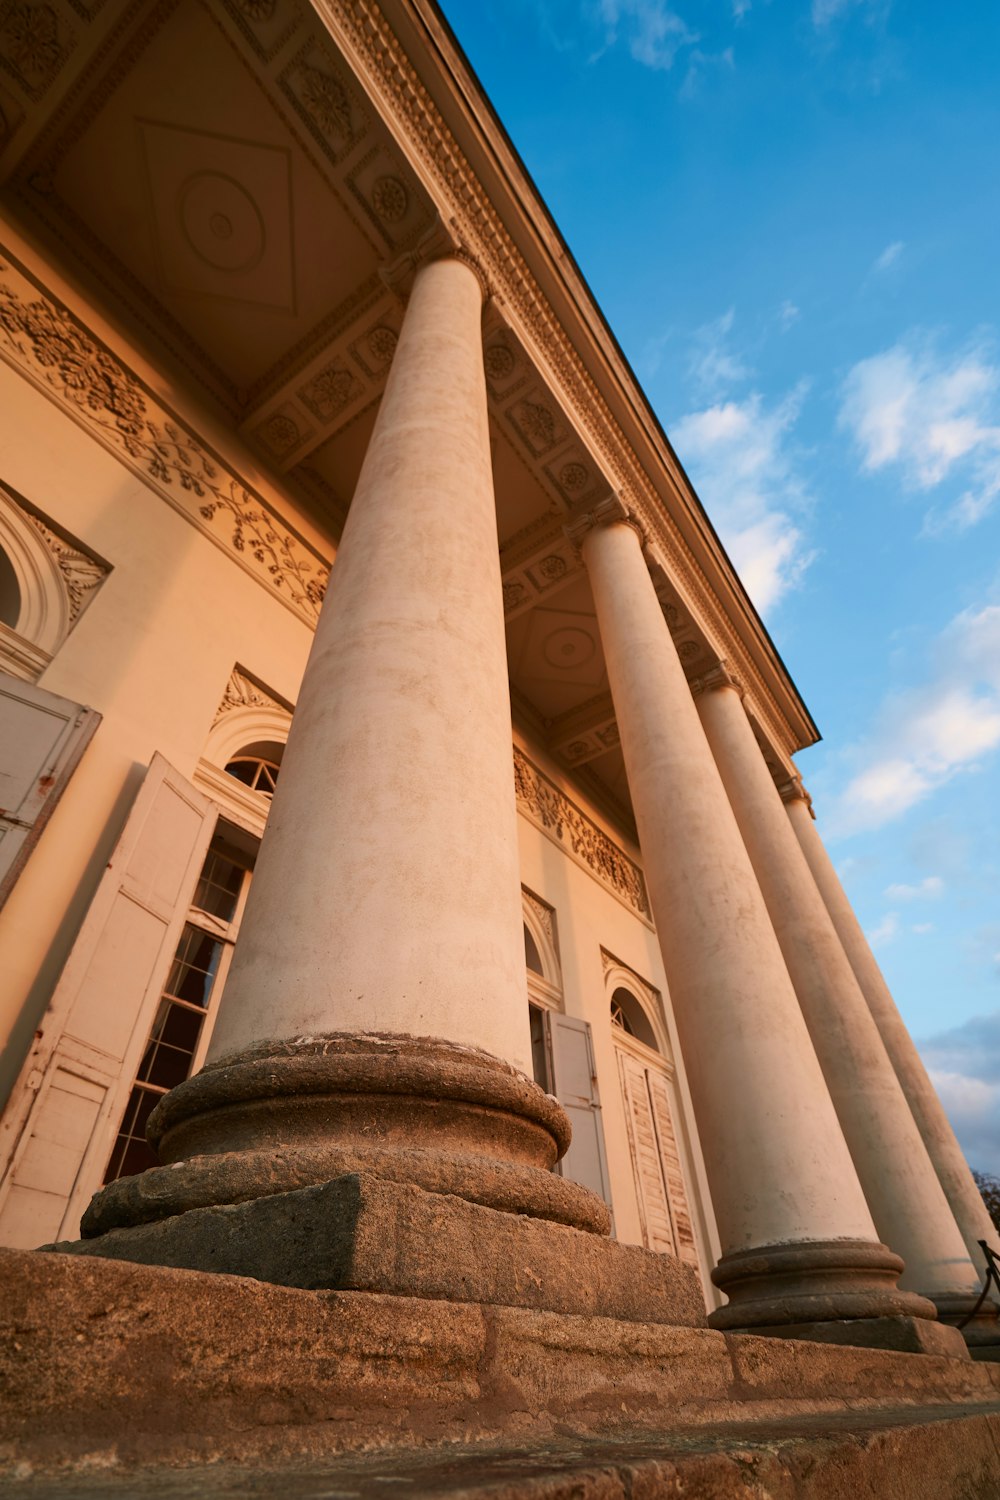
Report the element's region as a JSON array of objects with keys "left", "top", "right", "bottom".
[
  {"left": 784, "top": 782, "right": 1000, "bottom": 1280},
  {"left": 694, "top": 673, "right": 988, "bottom": 1335},
  {"left": 84, "top": 253, "right": 605, "bottom": 1243},
  {"left": 574, "top": 504, "right": 936, "bottom": 1341}
]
